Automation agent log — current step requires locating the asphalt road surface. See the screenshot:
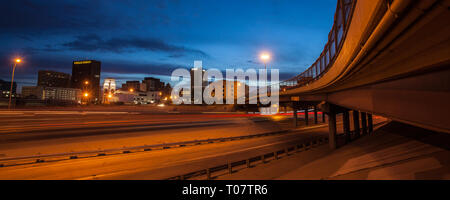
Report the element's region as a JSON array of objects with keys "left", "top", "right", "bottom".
[{"left": 0, "top": 110, "right": 384, "bottom": 179}]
